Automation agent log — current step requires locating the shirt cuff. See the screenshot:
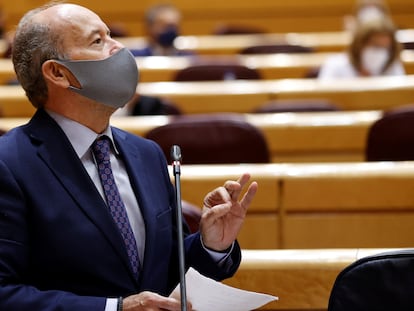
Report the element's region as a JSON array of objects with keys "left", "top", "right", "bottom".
[
  {"left": 105, "top": 298, "right": 118, "bottom": 311},
  {"left": 200, "top": 235, "right": 234, "bottom": 266}
]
